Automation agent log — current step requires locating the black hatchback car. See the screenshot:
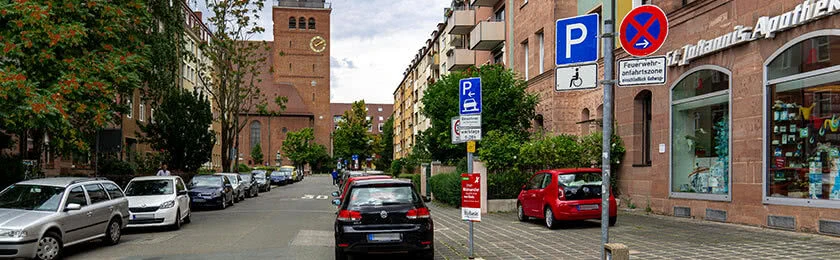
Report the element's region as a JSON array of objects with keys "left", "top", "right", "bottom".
[
  {"left": 332, "top": 179, "right": 433, "bottom": 260},
  {"left": 188, "top": 175, "right": 235, "bottom": 210}
]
